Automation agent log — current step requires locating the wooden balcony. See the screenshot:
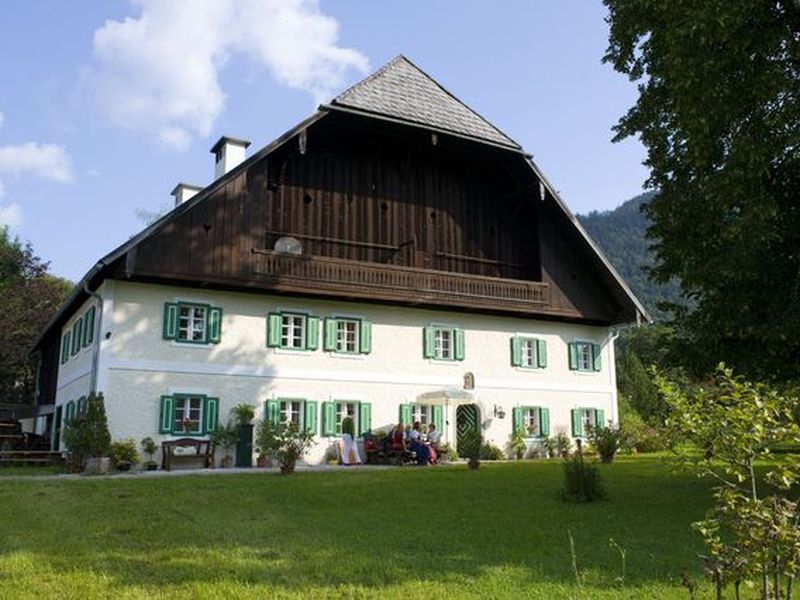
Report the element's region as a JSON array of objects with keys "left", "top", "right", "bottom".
[{"left": 250, "top": 249, "right": 550, "bottom": 313}]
